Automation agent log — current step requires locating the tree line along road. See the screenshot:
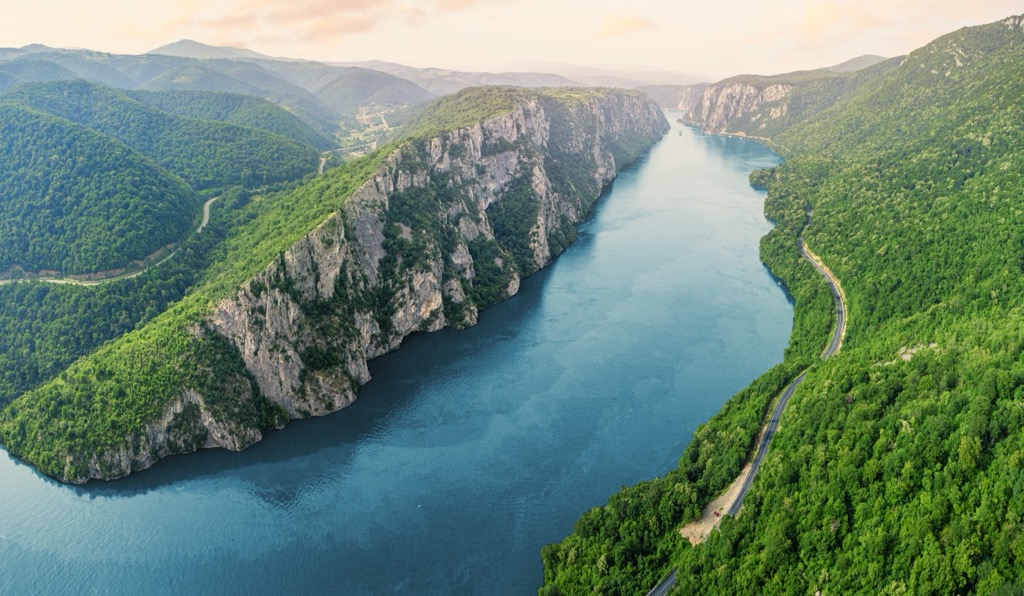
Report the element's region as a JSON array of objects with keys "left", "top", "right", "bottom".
[
  {"left": 0, "top": 195, "right": 221, "bottom": 287},
  {"left": 648, "top": 236, "right": 847, "bottom": 595}
]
